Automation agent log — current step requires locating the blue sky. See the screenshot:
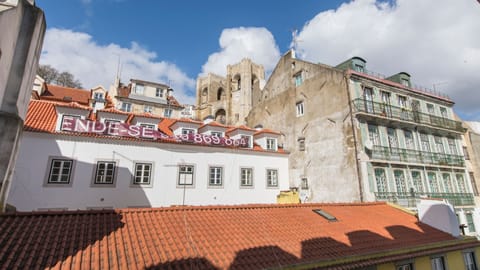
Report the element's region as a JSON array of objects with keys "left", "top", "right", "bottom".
[{"left": 36, "top": 0, "right": 480, "bottom": 120}]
